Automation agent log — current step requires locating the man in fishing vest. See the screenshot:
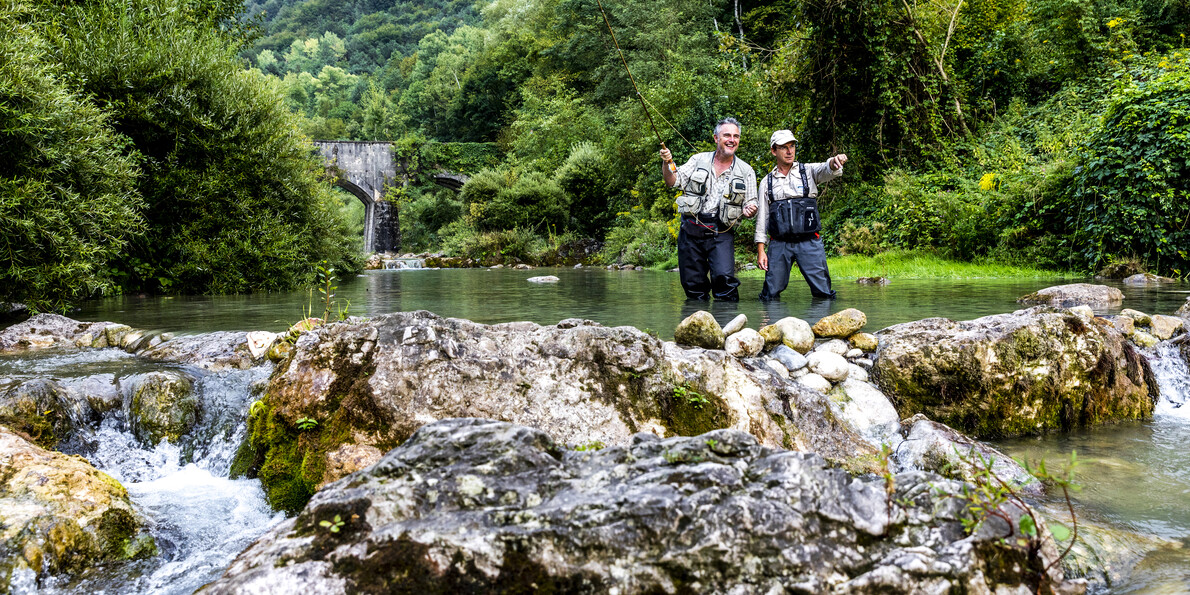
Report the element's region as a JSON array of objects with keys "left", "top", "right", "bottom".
[
  {"left": 659, "top": 117, "right": 758, "bottom": 301},
  {"left": 755, "top": 129, "right": 848, "bottom": 300}
]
